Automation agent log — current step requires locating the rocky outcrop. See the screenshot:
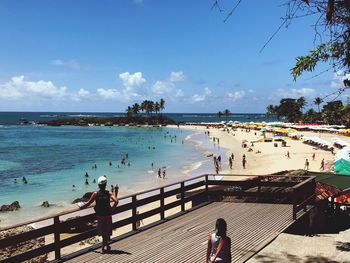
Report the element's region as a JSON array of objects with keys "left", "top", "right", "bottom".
[
  {"left": 72, "top": 192, "right": 93, "bottom": 204},
  {"left": 0, "top": 201, "right": 20, "bottom": 212},
  {"left": 0, "top": 225, "right": 47, "bottom": 262}
]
